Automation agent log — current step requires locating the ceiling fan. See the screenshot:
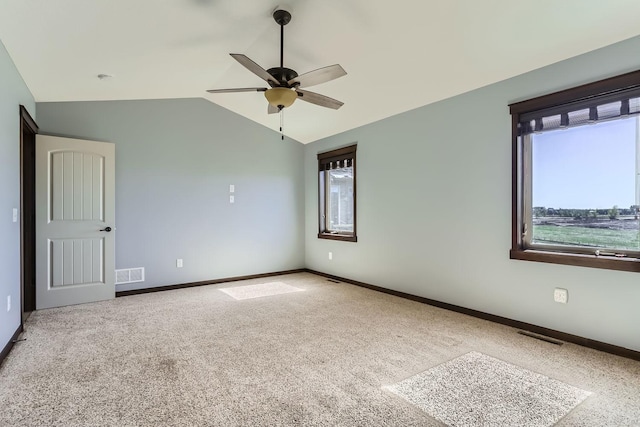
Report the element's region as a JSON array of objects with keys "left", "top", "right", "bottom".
[{"left": 206, "top": 8, "right": 347, "bottom": 115}]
